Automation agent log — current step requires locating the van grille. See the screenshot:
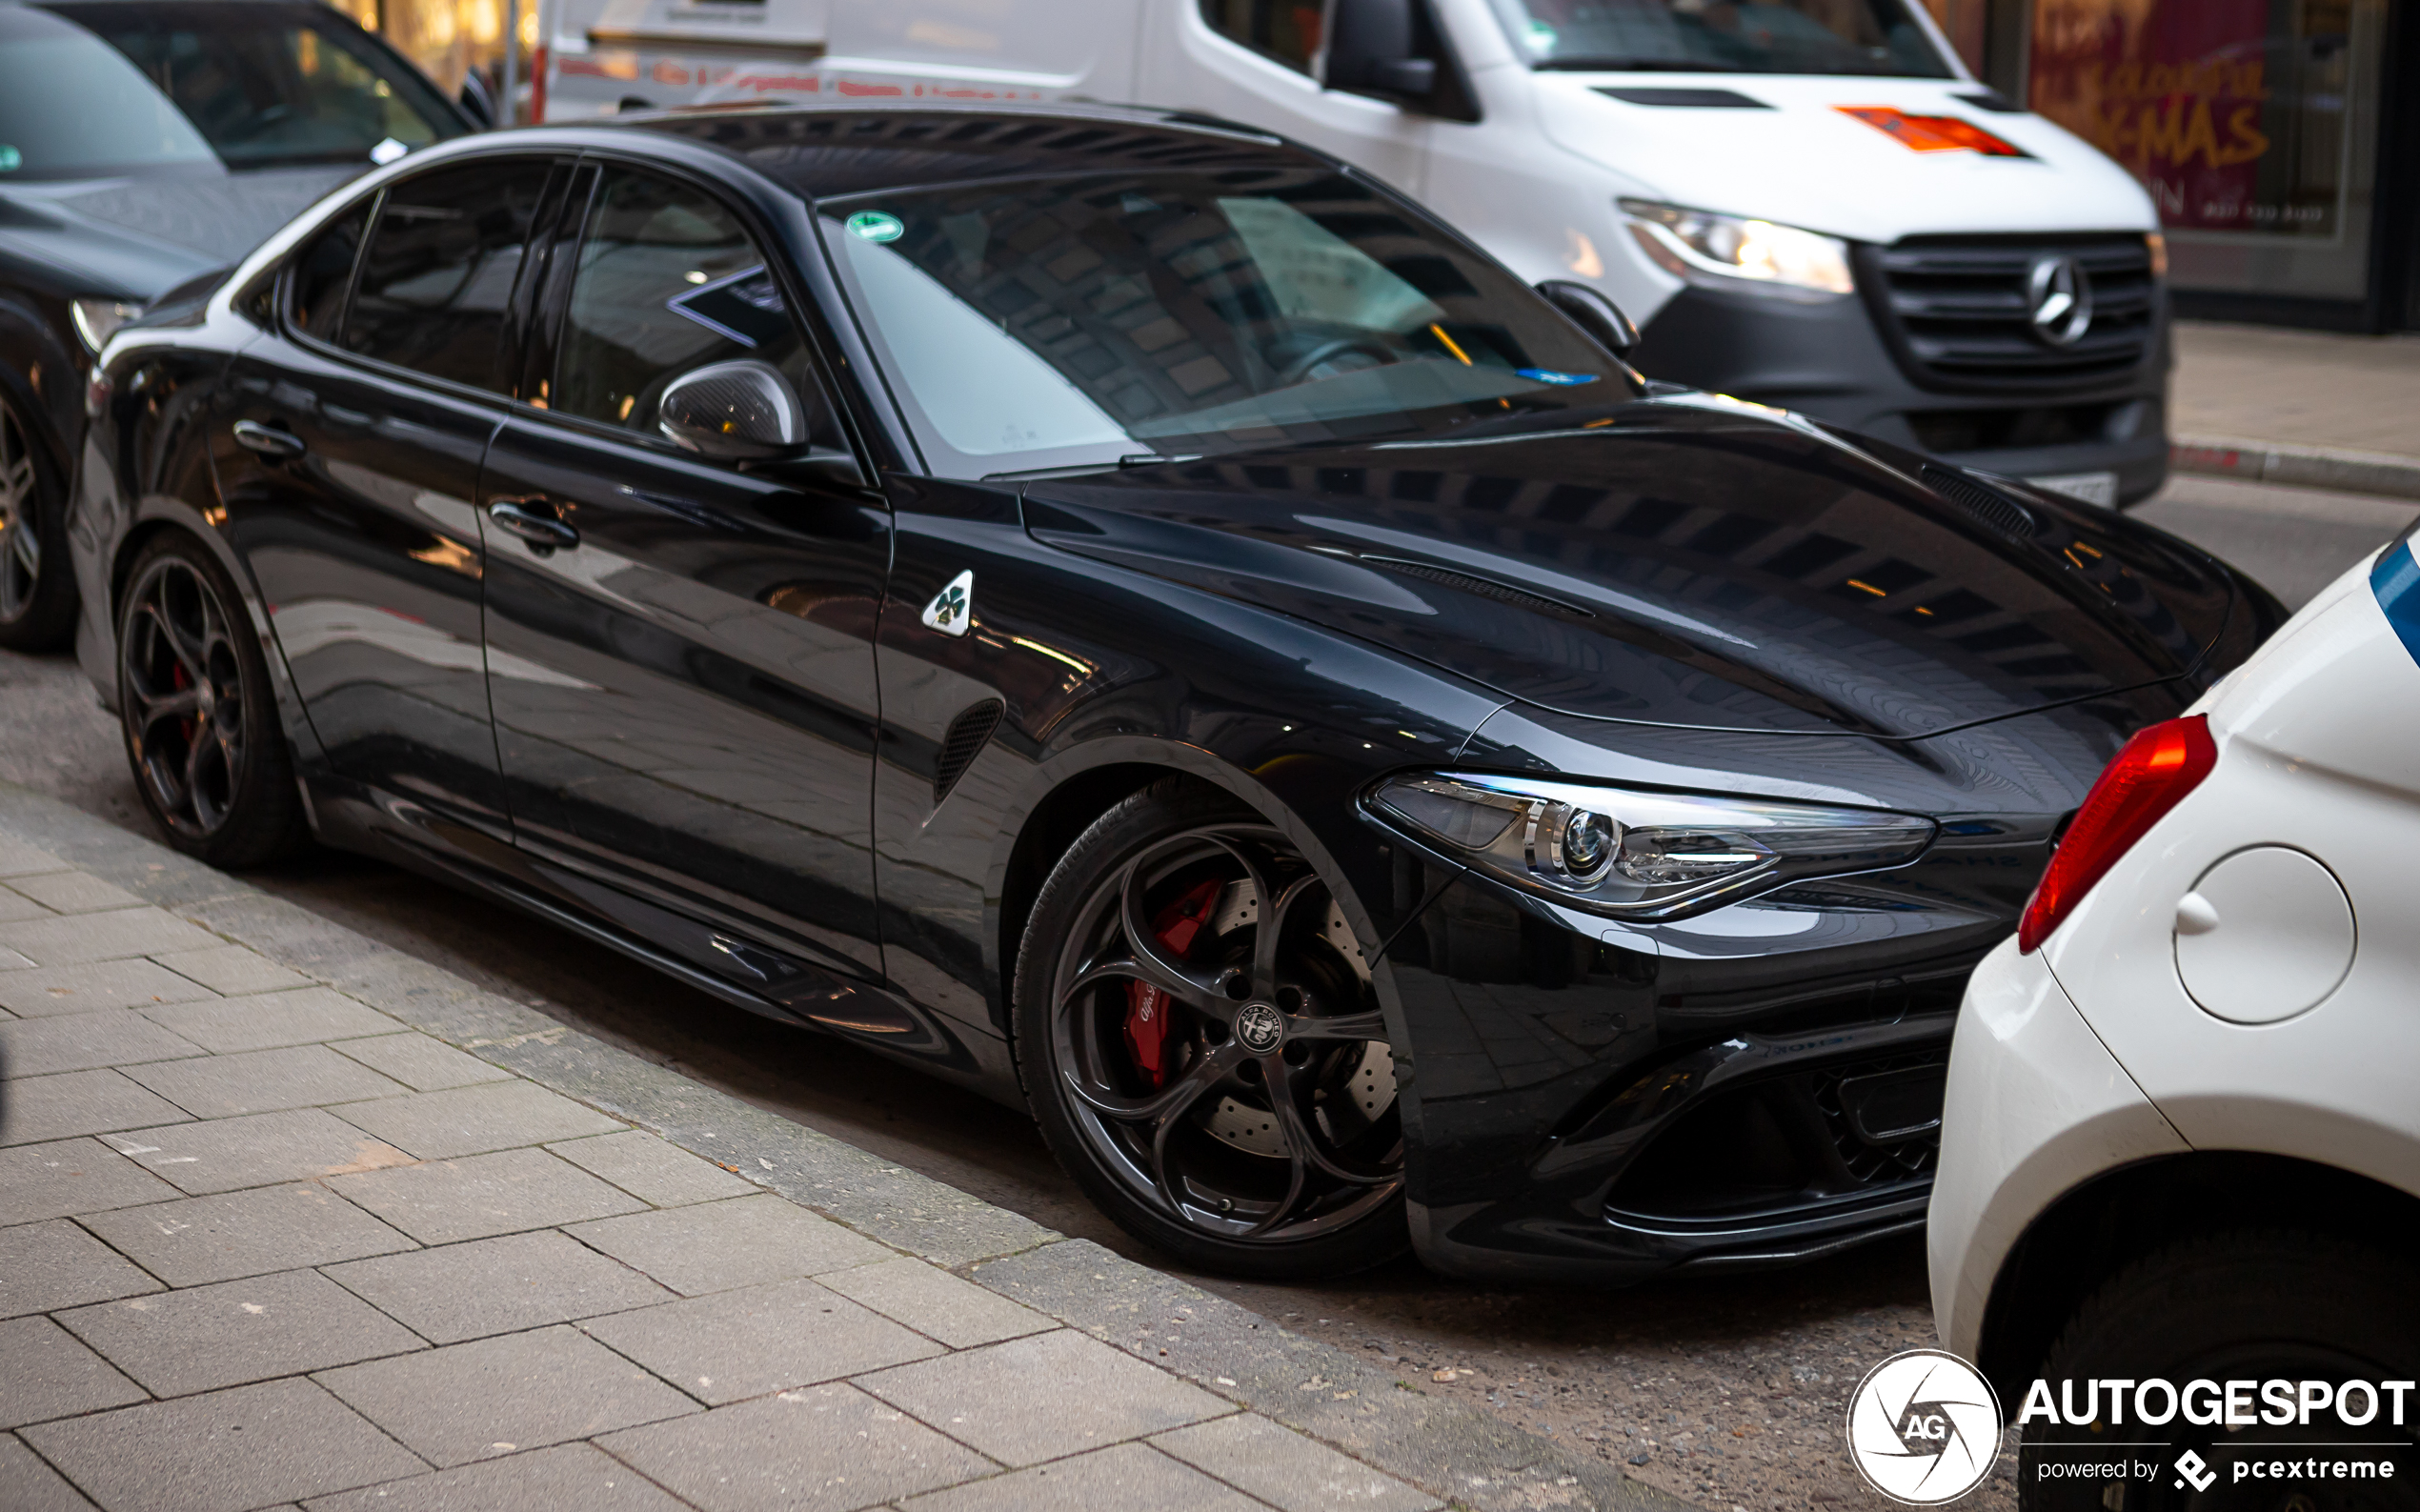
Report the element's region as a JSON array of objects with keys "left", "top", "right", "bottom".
[{"left": 1859, "top": 233, "right": 2158, "bottom": 392}]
